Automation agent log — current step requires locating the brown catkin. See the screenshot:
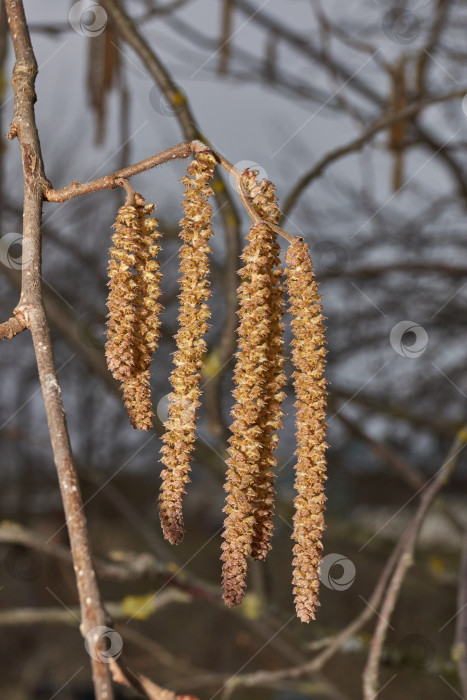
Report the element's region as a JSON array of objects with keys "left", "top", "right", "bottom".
[
  {"left": 159, "top": 151, "right": 216, "bottom": 545},
  {"left": 285, "top": 239, "right": 327, "bottom": 623},
  {"left": 122, "top": 200, "right": 163, "bottom": 430},
  {"left": 250, "top": 241, "right": 285, "bottom": 560},
  {"left": 241, "top": 168, "right": 280, "bottom": 223},
  {"left": 221, "top": 222, "right": 277, "bottom": 606},
  {"left": 240, "top": 169, "right": 286, "bottom": 561},
  {"left": 105, "top": 200, "right": 163, "bottom": 430}
]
